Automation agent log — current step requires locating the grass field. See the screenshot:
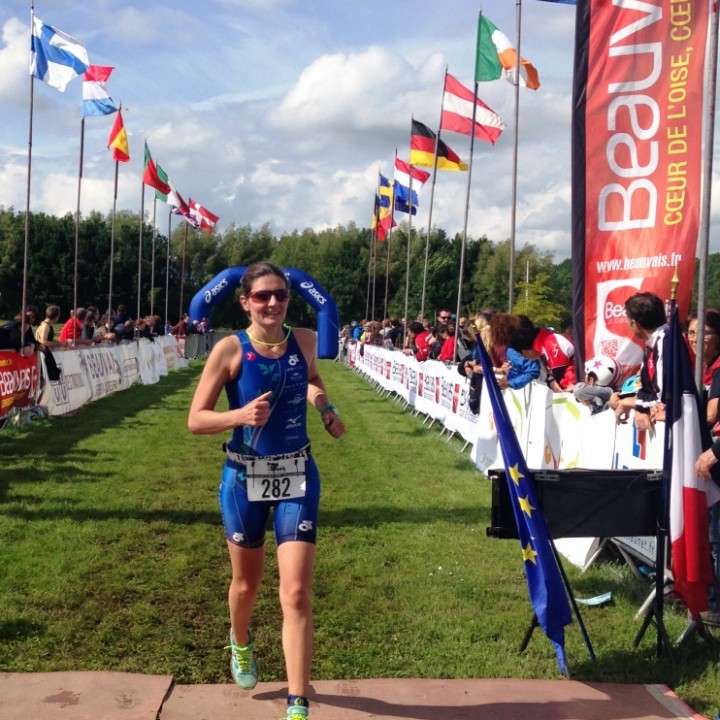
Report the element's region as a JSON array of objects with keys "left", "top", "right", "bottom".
[{"left": 1, "top": 360, "right": 719, "bottom": 718}]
